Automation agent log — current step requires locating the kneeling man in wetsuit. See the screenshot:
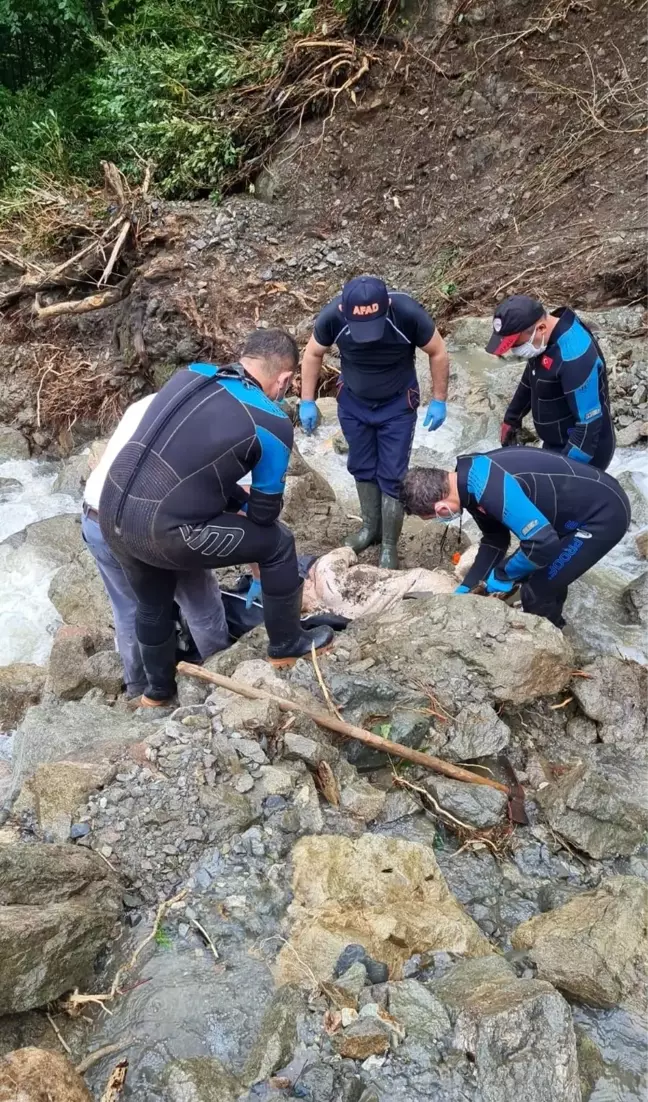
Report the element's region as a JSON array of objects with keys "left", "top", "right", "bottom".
[
  {"left": 400, "top": 447, "right": 630, "bottom": 627},
  {"left": 100, "top": 328, "right": 333, "bottom": 705}
]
